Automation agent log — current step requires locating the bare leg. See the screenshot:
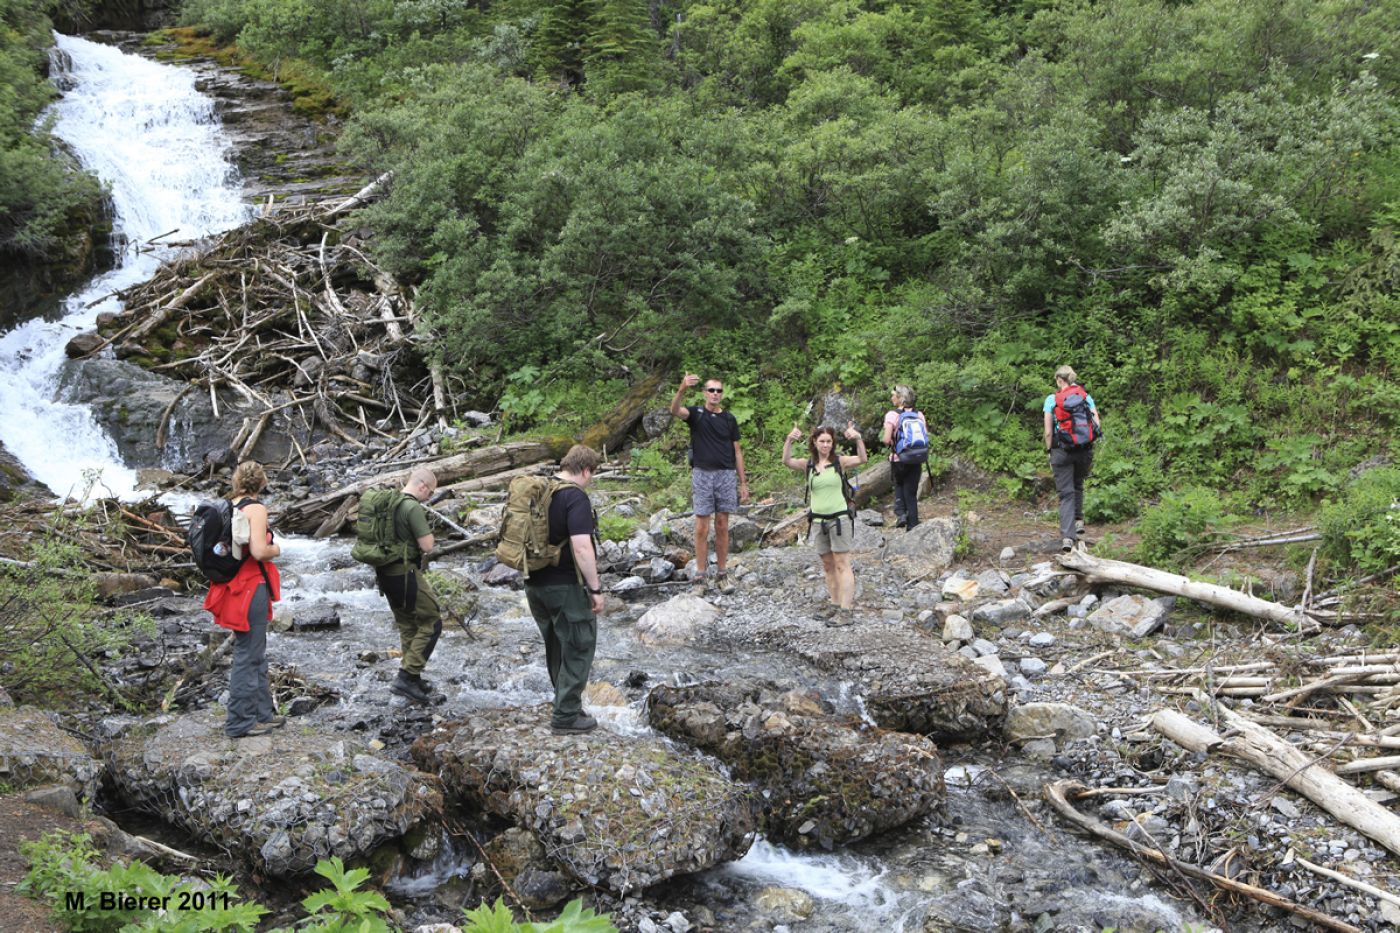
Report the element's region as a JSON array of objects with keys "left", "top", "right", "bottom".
[
  {"left": 832, "top": 552, "right": 855, "bottom": 608},
  {"left": 713, "top": 512, "right": 730, "bottom": 574},
  {"left": 819, "top": 552, "right": 838, "bottom": 603},
  {"left": 694, "top": 514, "right": 711, "bottom": 578}
]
